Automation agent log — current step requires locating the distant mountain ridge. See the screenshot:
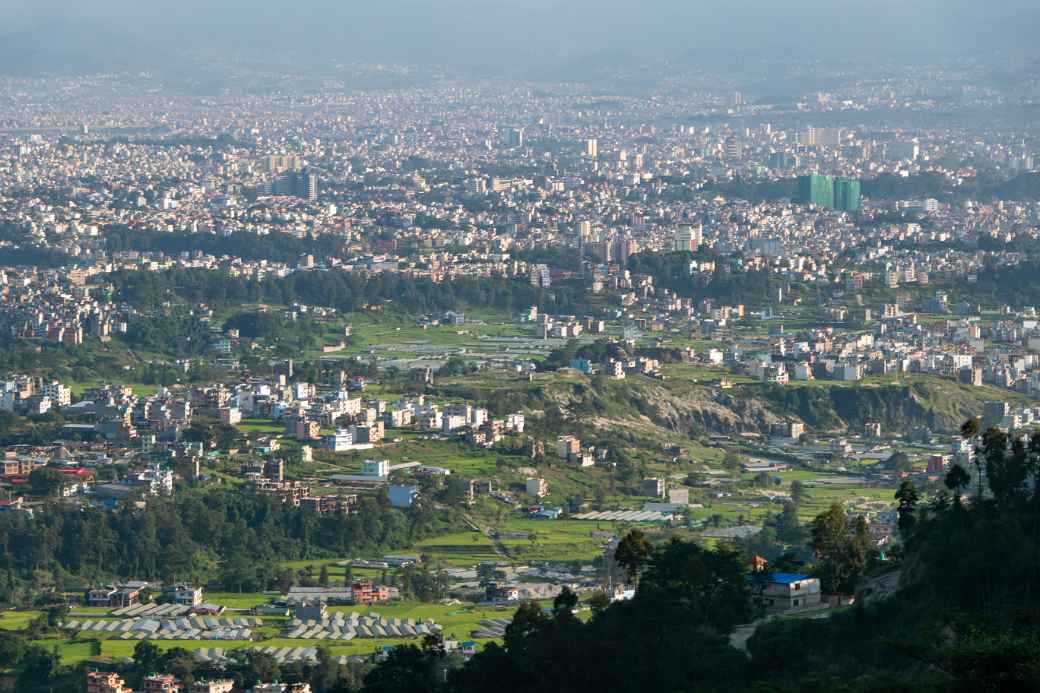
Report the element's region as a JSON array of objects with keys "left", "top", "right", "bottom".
[{"left": 0, "top": 21, "right": 178, "bottom": 75}]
